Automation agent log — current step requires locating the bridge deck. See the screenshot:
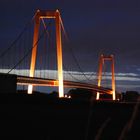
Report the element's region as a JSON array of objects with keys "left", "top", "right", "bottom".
[{"left": 17, "top": 75, "right": 112, "bottom": 94}]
